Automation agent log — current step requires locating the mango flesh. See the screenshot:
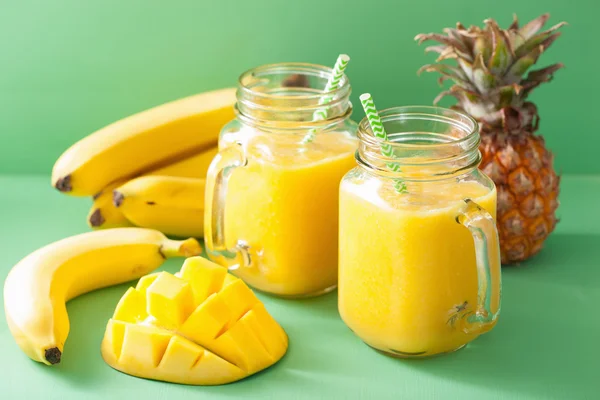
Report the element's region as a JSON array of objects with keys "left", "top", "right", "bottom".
[{"left": 101, "top": 256, "right": 288, "bottom": 385}]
